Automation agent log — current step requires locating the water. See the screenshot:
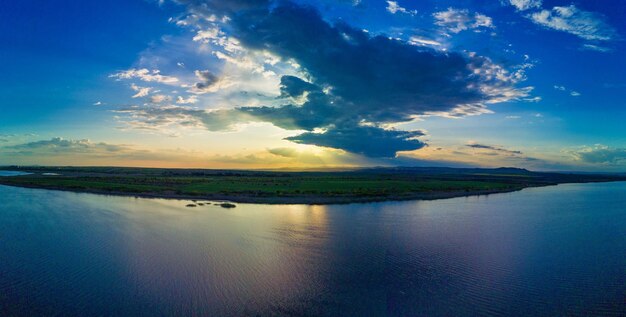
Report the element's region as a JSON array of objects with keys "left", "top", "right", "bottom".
[
  {"left": 0, "top": 182, "right": 624, "bottom": 316},
  {"left": 0, "top": 171, "right": 31, "bottom": 177}
]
